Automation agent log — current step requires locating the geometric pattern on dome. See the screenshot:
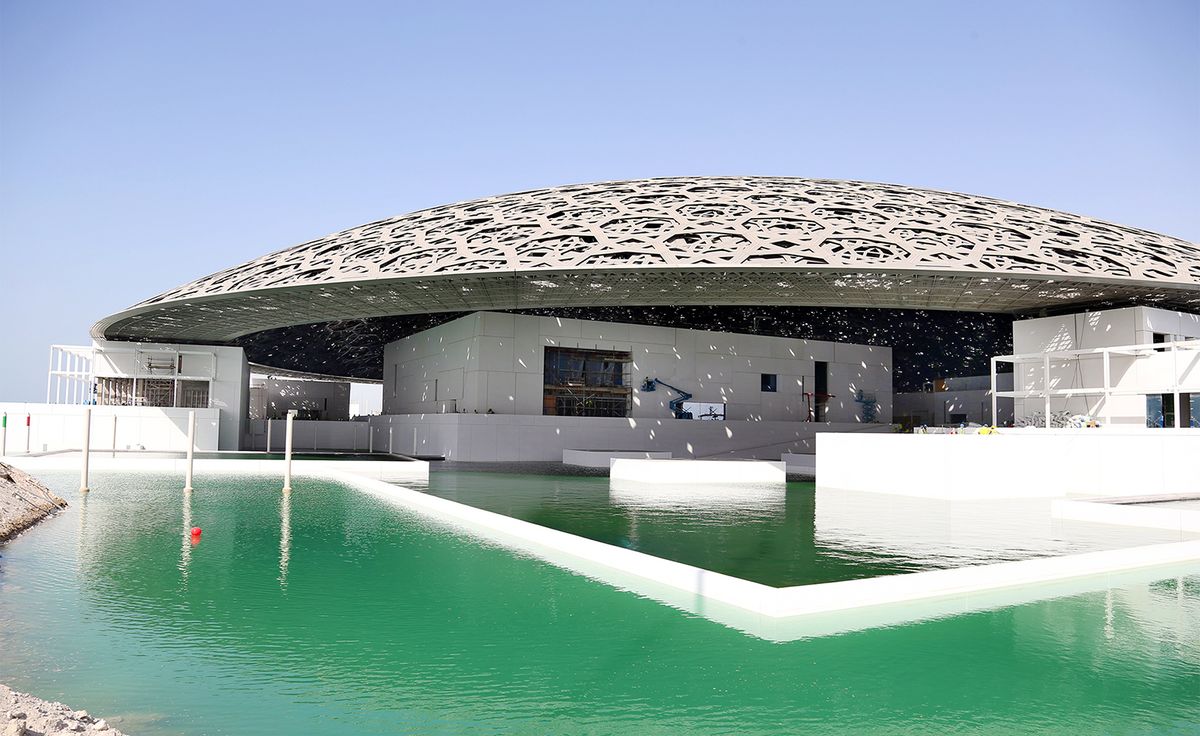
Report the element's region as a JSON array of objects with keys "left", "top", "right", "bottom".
[{"left": 94, "top": 176, "right": 1200, "bottom": 342}]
